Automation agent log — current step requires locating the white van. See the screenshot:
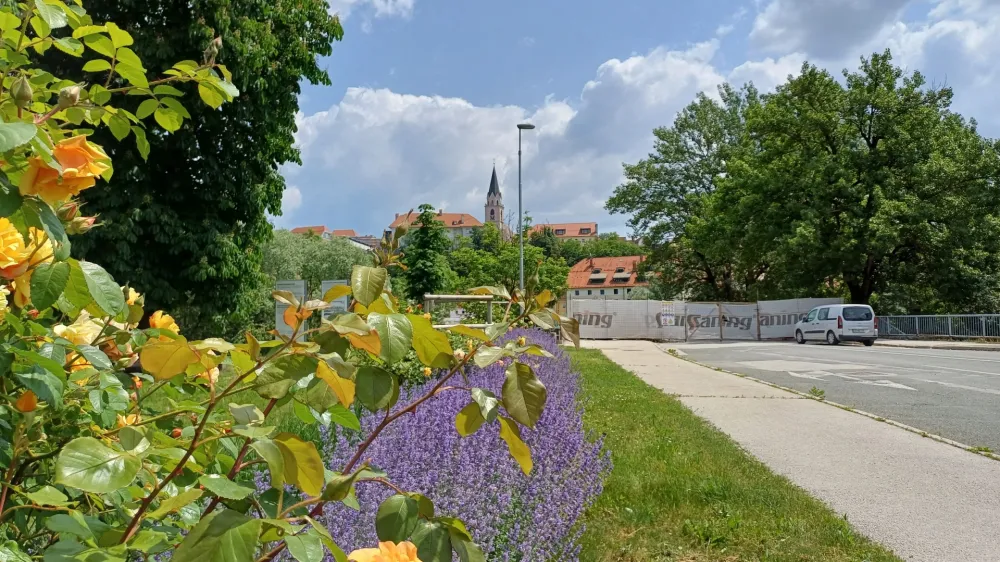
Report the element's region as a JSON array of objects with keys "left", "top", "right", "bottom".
[{"left": 794, "top": 304, "right": 878, "bottom": 346}]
